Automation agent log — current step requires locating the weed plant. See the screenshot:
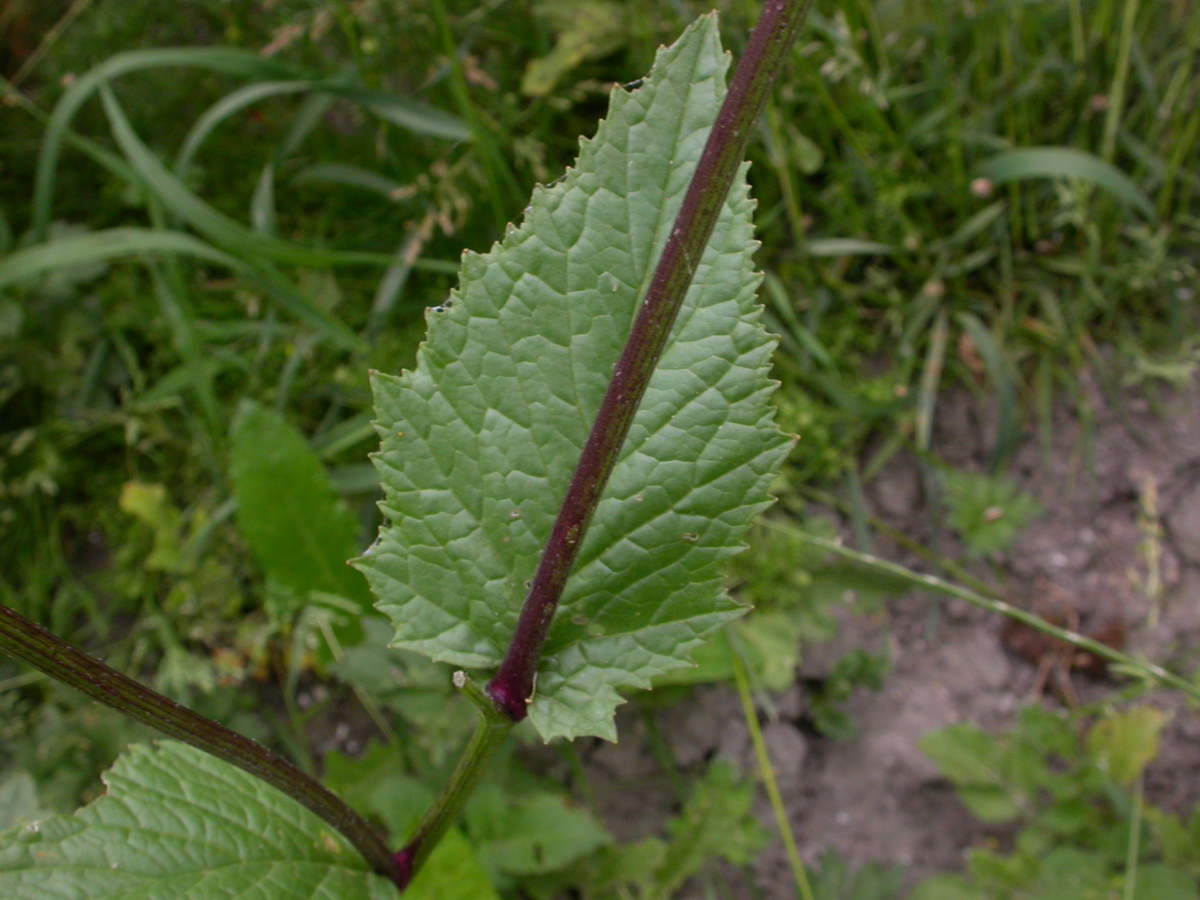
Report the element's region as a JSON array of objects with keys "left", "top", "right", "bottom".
[{"left": 0, "top": 0, "right": 1198, "bottom": 896}]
